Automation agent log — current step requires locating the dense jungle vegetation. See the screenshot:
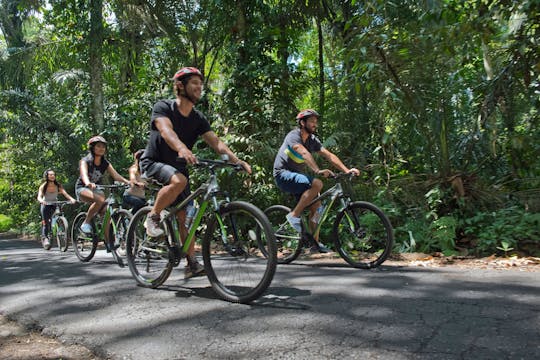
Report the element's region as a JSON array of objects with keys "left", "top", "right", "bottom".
[{"left": 0, "top": 0, "right": 539, "bottom": 256}]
